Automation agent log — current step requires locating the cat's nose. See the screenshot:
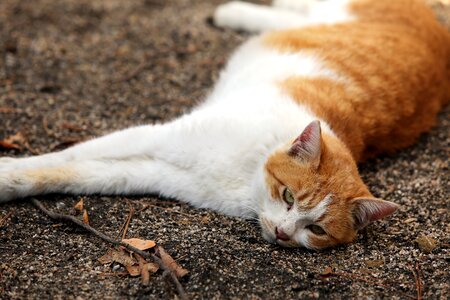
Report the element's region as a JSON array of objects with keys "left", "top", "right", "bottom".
[{"left": 275, "top": 227, "right": 290, "bottom": 241}]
